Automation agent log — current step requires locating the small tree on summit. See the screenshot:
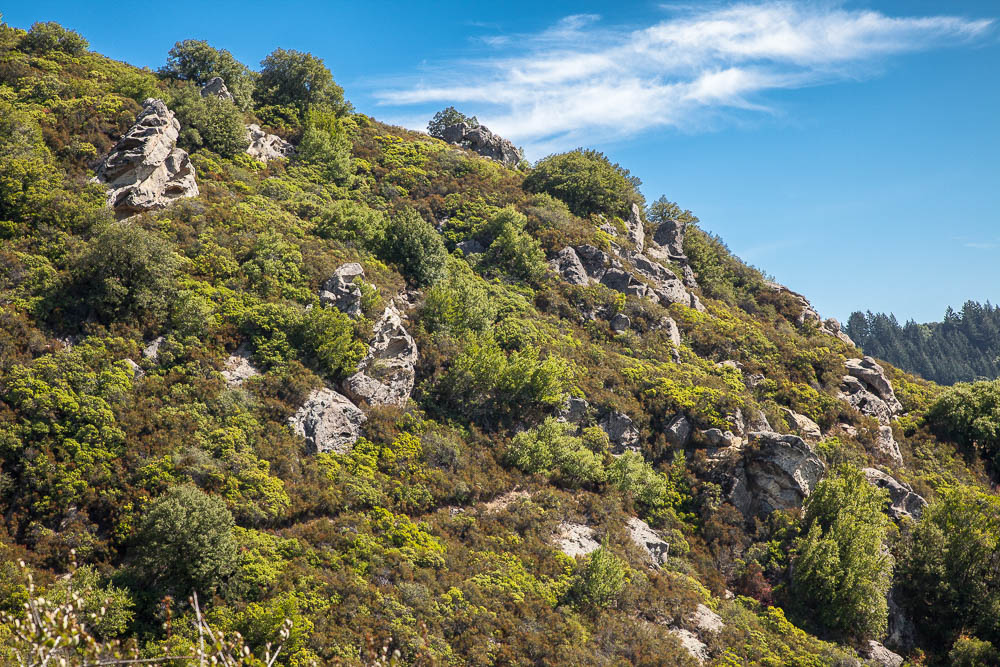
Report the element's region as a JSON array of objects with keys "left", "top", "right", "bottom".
[
  {"left": 160, "top": 39, "right": 256, "bottom": 110},
  {"left": 256, "top": 48, "right": 349, "bottom": 115},
  {"left": 427, "top": 106, "right": 479, "bottom": 138}
]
